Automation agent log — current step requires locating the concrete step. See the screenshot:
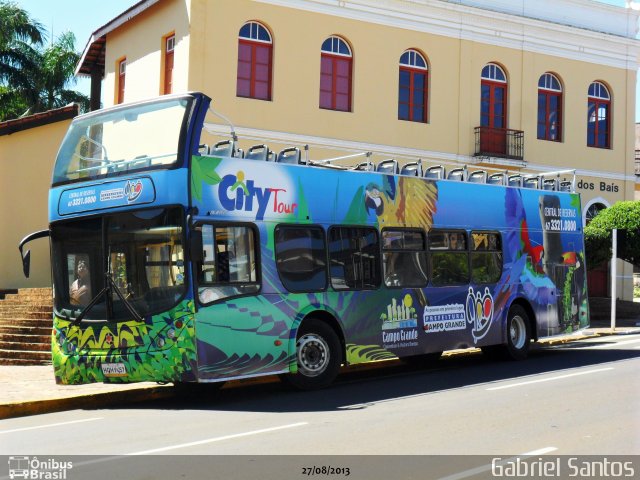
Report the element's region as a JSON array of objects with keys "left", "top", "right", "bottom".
[
  {"left": 0, "top": 357, "right": 51, "bottom": 366},
  {"left": 0, "top": 310, "right": 53, "bottom": 323},
  {"left": 0, "top": 349, "right": 51, "bottom": 362},
  {"left": 0, "top": 318, "right": 53, "bottom": 328},
  {"left": 0, "top": 305, "right": 52, "bottom": 313},
  {"left": 0, "top": 298, "right": 53, "bottom": 306},
  {"left": 0, "top": 340, "right": 50, "bottom": 351},
  {"left": 0, "top": 325, "right": 52, "bottom": 336},
  {"left": 17, "top": 288, "right": 53, "bottom": 295}
]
